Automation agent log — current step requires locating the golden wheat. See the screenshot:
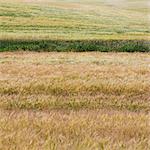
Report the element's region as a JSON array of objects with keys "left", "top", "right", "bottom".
[{"left": 0, "top": 52, "right": 150, "bottom": 149}]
